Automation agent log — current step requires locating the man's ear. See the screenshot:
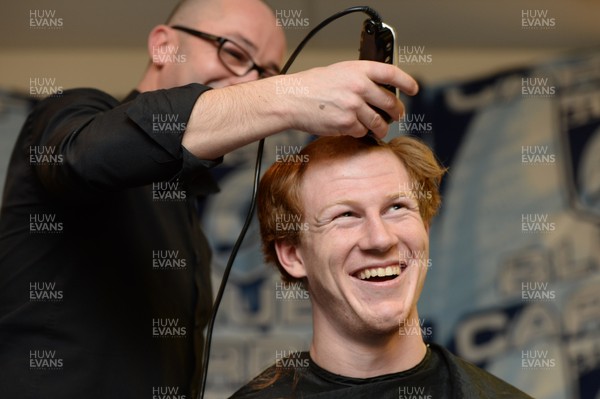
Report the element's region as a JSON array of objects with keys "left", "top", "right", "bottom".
[
  {"left": 147, "top": 25, "right": 177, "bottom": 66},
  {"left": 275, "top": 240, "right": 307, "bottom": 279}
]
